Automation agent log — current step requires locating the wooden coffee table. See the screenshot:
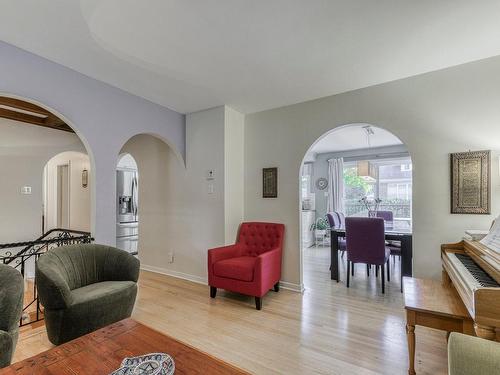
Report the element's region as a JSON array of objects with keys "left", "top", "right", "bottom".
[
  {"left": 1, "top": 319, "right": 249, "bottom": 374},
  {"left": 403, "top": 277, "right": 473, "bottom": 375}
]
